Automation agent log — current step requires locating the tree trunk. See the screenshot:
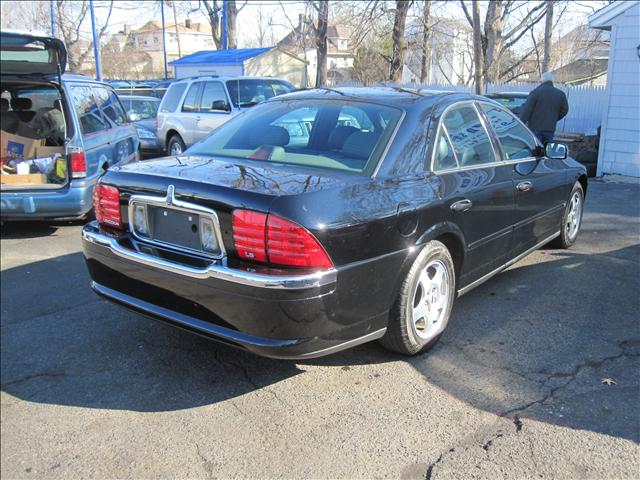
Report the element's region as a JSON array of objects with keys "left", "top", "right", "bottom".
[
  {"left": 171, "top": 1, "right": 182, "bottom": 57},
  {"left": 227, "top": 0, "right": 238, "bottom": 49},
  {"left": 483, "top": 0, "right": 504, "bottom": 84},
  {"left": 315, "top": 0, "right": 329, "bottom": 87},
  {"left": 389, "top": 0, "right": 410, "bottom": 82},
  {"left": 542, "top": 0, "right": 553, "bottom": 73},
  {"left": 472, "top": 0, "right": 483, "bottom": 94},
  {"left": 420, "top": 0, "right": 431, "bottom": 83}
]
